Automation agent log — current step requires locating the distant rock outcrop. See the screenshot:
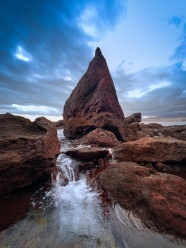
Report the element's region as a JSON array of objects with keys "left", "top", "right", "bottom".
[
  {"left": 0, "top": 113, "right": 60, "bottom": 196},
  {"left": 63, "top": 47, "right": 126, "bottom": 141},
  {"left": 139, "top": 123, "right": 186, "bottom": 141},
  {"left": 54, "top": 119, "right": 64, "bottom": 129},
  {"left": 125, "top": 112, "right": 141, "bottom": 124}
]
